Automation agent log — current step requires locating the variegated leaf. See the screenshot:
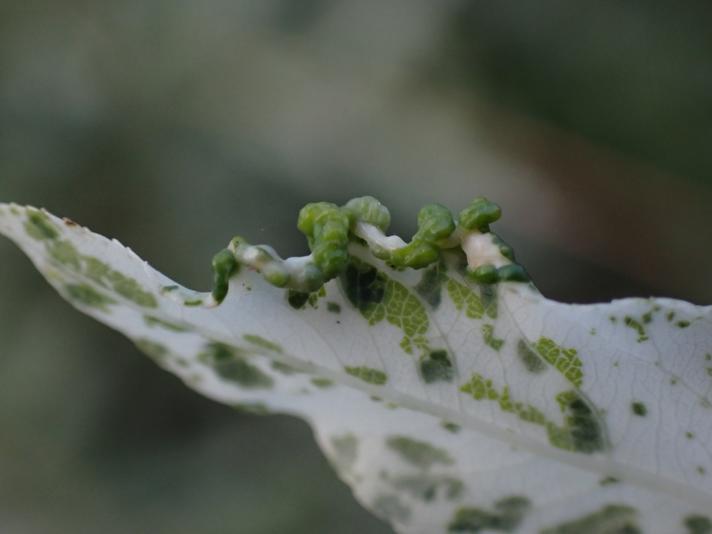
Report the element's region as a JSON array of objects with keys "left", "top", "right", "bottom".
[{"left": 0, "top": 202, "right": 710, "bottom": 534}]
